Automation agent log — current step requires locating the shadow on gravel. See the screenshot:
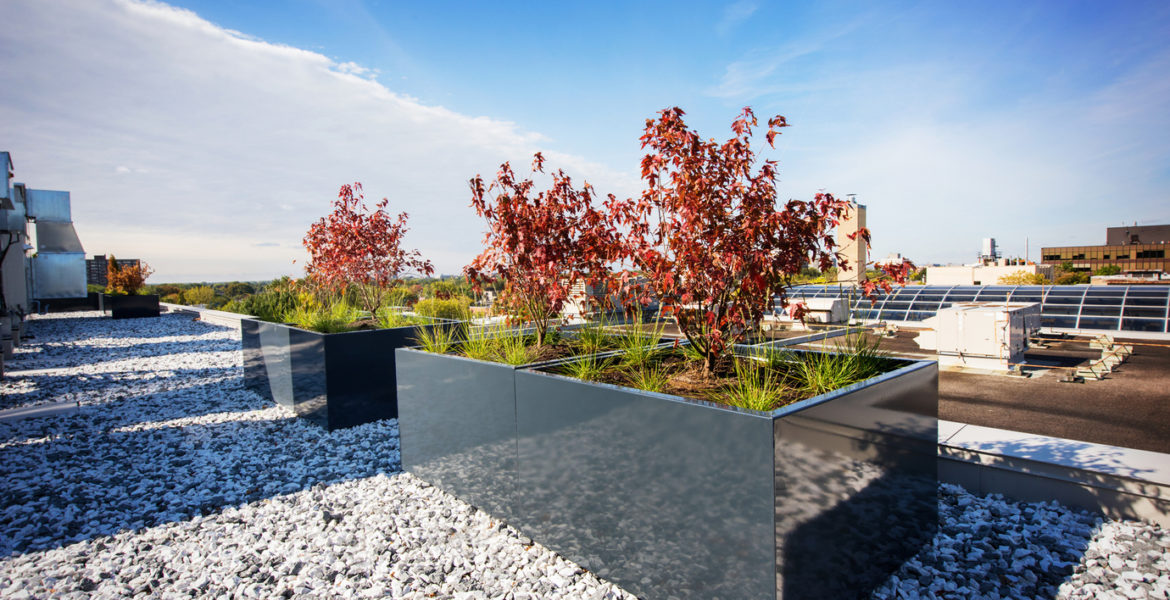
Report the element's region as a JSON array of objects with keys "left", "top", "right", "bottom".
[
  {"left": 0, "top": 365, "right": 243, "bottom": 413},
  {"left": 878, "top": 484, "right": 1101, "bottom": 600},
  {"left": 0, "top": 410, "right": 401, "bottom": 558},
  {"left": 25, "top": 314, "right": 233, "bottom": 341}
]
